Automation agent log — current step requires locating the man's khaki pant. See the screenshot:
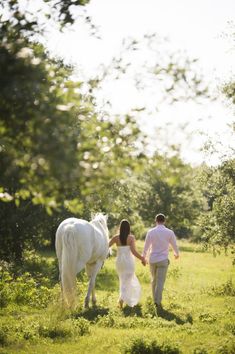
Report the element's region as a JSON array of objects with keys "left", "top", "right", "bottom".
[{"left": 150, "top": 259, "right": 169, "bottom": 305}]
